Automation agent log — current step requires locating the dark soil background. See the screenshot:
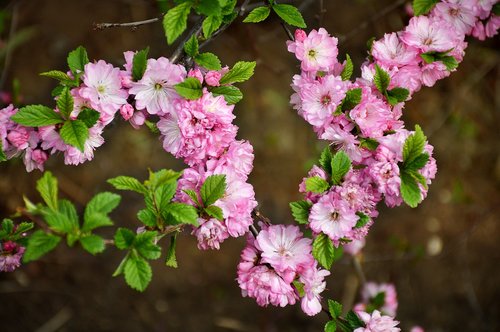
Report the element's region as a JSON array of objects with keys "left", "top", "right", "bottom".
[{"left": 0, "top": 1, "right": 499, "bottom": 331}]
